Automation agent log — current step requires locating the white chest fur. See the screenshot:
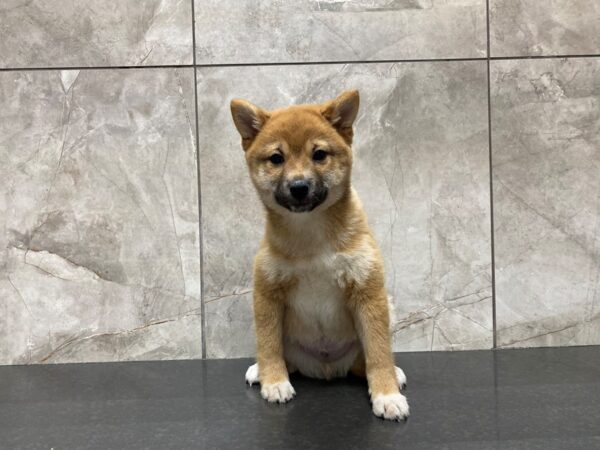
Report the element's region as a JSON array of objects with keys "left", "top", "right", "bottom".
[
  {"left": 262, "top": 236, "right": 376, "bottom": 337},
  {"left": 287, "top": 257, "right": 347, "bottom": 334},
  {"left": 272, "top": 247, "right": 372, "bottom": 338}
]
